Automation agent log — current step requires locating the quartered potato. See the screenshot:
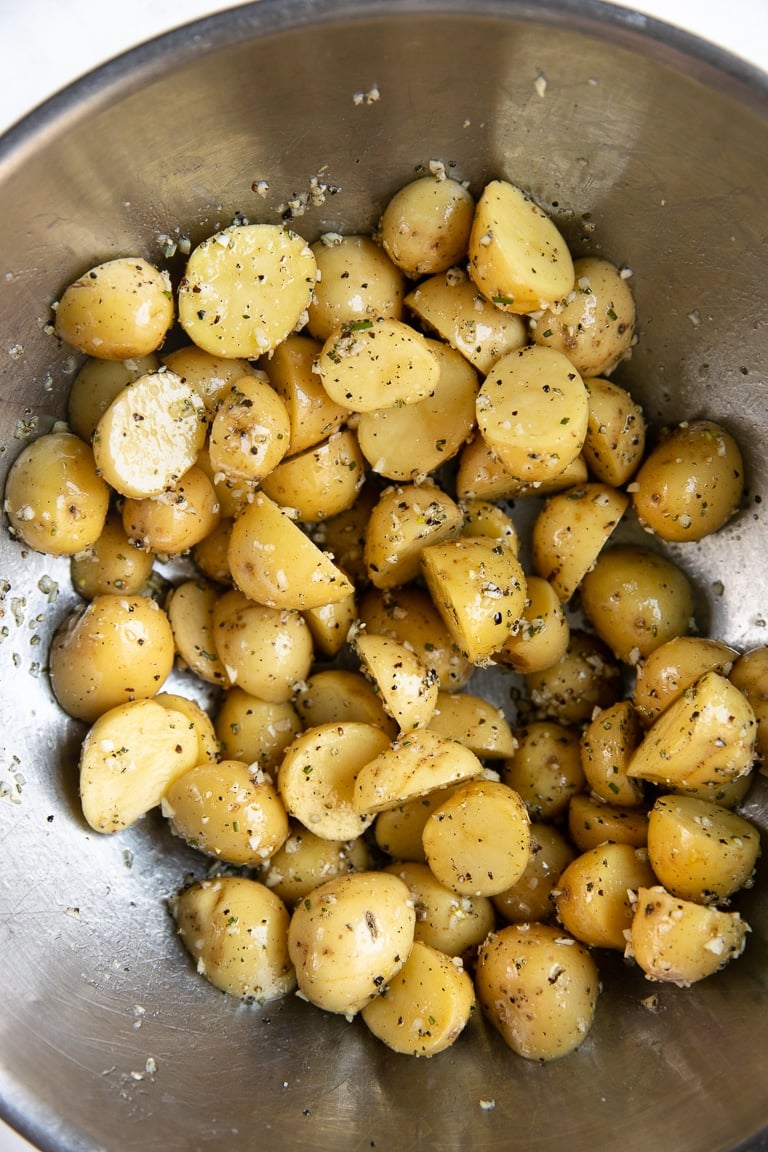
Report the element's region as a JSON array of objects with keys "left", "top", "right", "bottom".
[
  {"left": 260, "top": 333, "right": 347, "bottom": 455},
  {"left": 579, "top": 700, "right": 645, "bottom": 807},
  {"left": 494, "top": 574, "right": 570, "bottom": 675},
  {"left": 633, "top": 636, "right": 739, "bottom": 726},
  {"left": 166, "top": 578, "right": 228, "bottom": 686},
  {"left": 456, "top": 431, "right": 588, "bottom": 502},
  {"left": 155, "top": 691, "right": 220, "bottom": 766},
  {"left": 303, "top": 589, "right": 357, "bottom": 658},
  {"left": 554, "top": 842, "right": 656, "bottom": 950},
  {"left": 353, "top": 728, "right": 484, "bottom": 816},
  {"left": 460, "top": 497, "right": 519, "bottom": 550},
  {"left": 55, "top": 257, "right": 174, "bottom": 359},
  {"left": 352, "top": 630, "right": 439, "bottom": 732},
  {"left": 581, "top": 375, "right": 646, "bottom": 486},
  {"left": 293, "top": 668, "right": 397, "bottom": 737},
  {"left": 365, "top": 481, "right": 463, "bottom": 590},
  {"left": 531, "top": 483, "right": 629, "bottom": 603},
  {"left": 316, "top": 317, "right": 440, "bottom": 412},
  {"left": 306, "top": 234, "right": 405, "bottom": 341},
  {"left": 380, "top": 175, "right": 475, "bottom": 278}
]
